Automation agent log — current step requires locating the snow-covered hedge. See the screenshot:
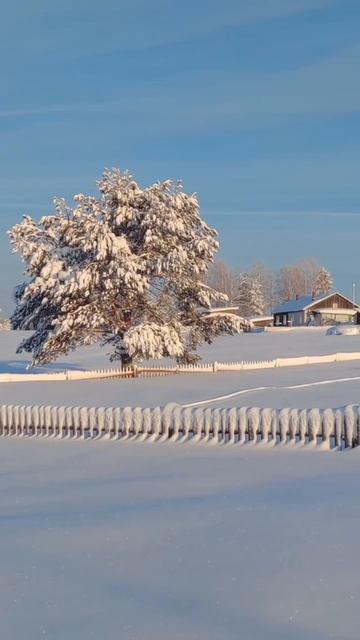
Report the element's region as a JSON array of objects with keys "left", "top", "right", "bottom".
[{"left": 0, "top": 403, "right": 358, "bottom": 449}]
